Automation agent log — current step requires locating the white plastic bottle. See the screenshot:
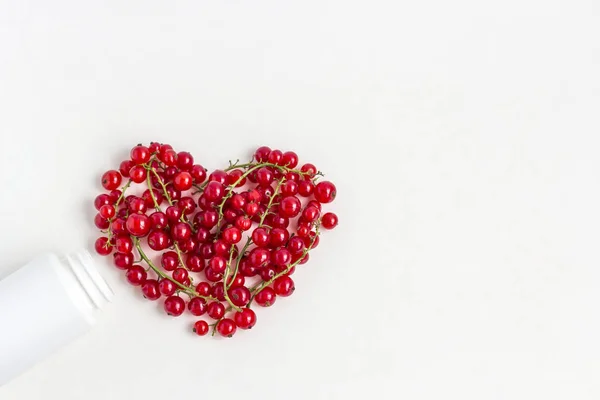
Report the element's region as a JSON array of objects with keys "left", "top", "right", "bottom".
[{"left": 0, "top": 250, "right": 113, "bottom": 386}]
